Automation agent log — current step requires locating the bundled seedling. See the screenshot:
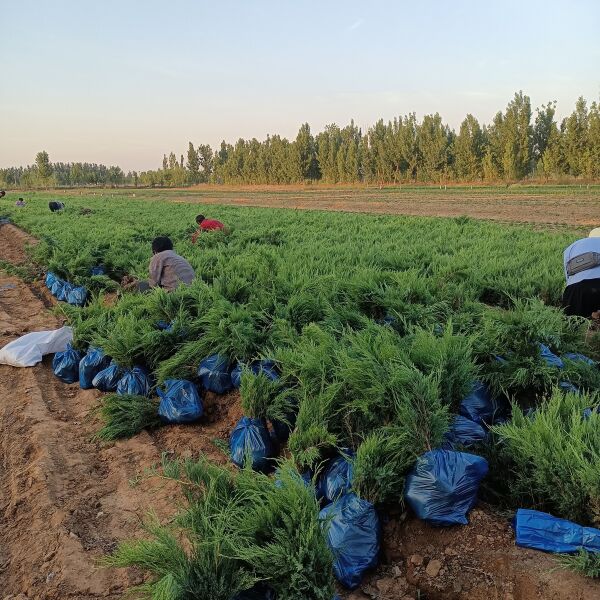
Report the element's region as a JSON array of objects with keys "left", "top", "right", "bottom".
[
  {"left": 106, "top": 456, "right": 335, "bottom": 600},
  {"left": 492, "top": 388, "right": 600, "bottom": 526},
  {"left": 94, "top": 393, "right": 162, "bottom": 440}
]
